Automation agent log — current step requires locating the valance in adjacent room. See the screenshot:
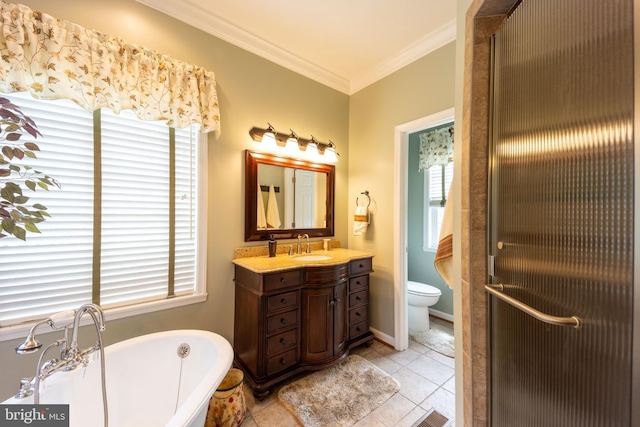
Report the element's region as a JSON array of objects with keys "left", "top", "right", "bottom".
[
  {"left": 0, "top": 1, "right": 220, "bottom": 133},
  {"left": 418, "top": 125, "right": 454, "bottom": 171}
]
